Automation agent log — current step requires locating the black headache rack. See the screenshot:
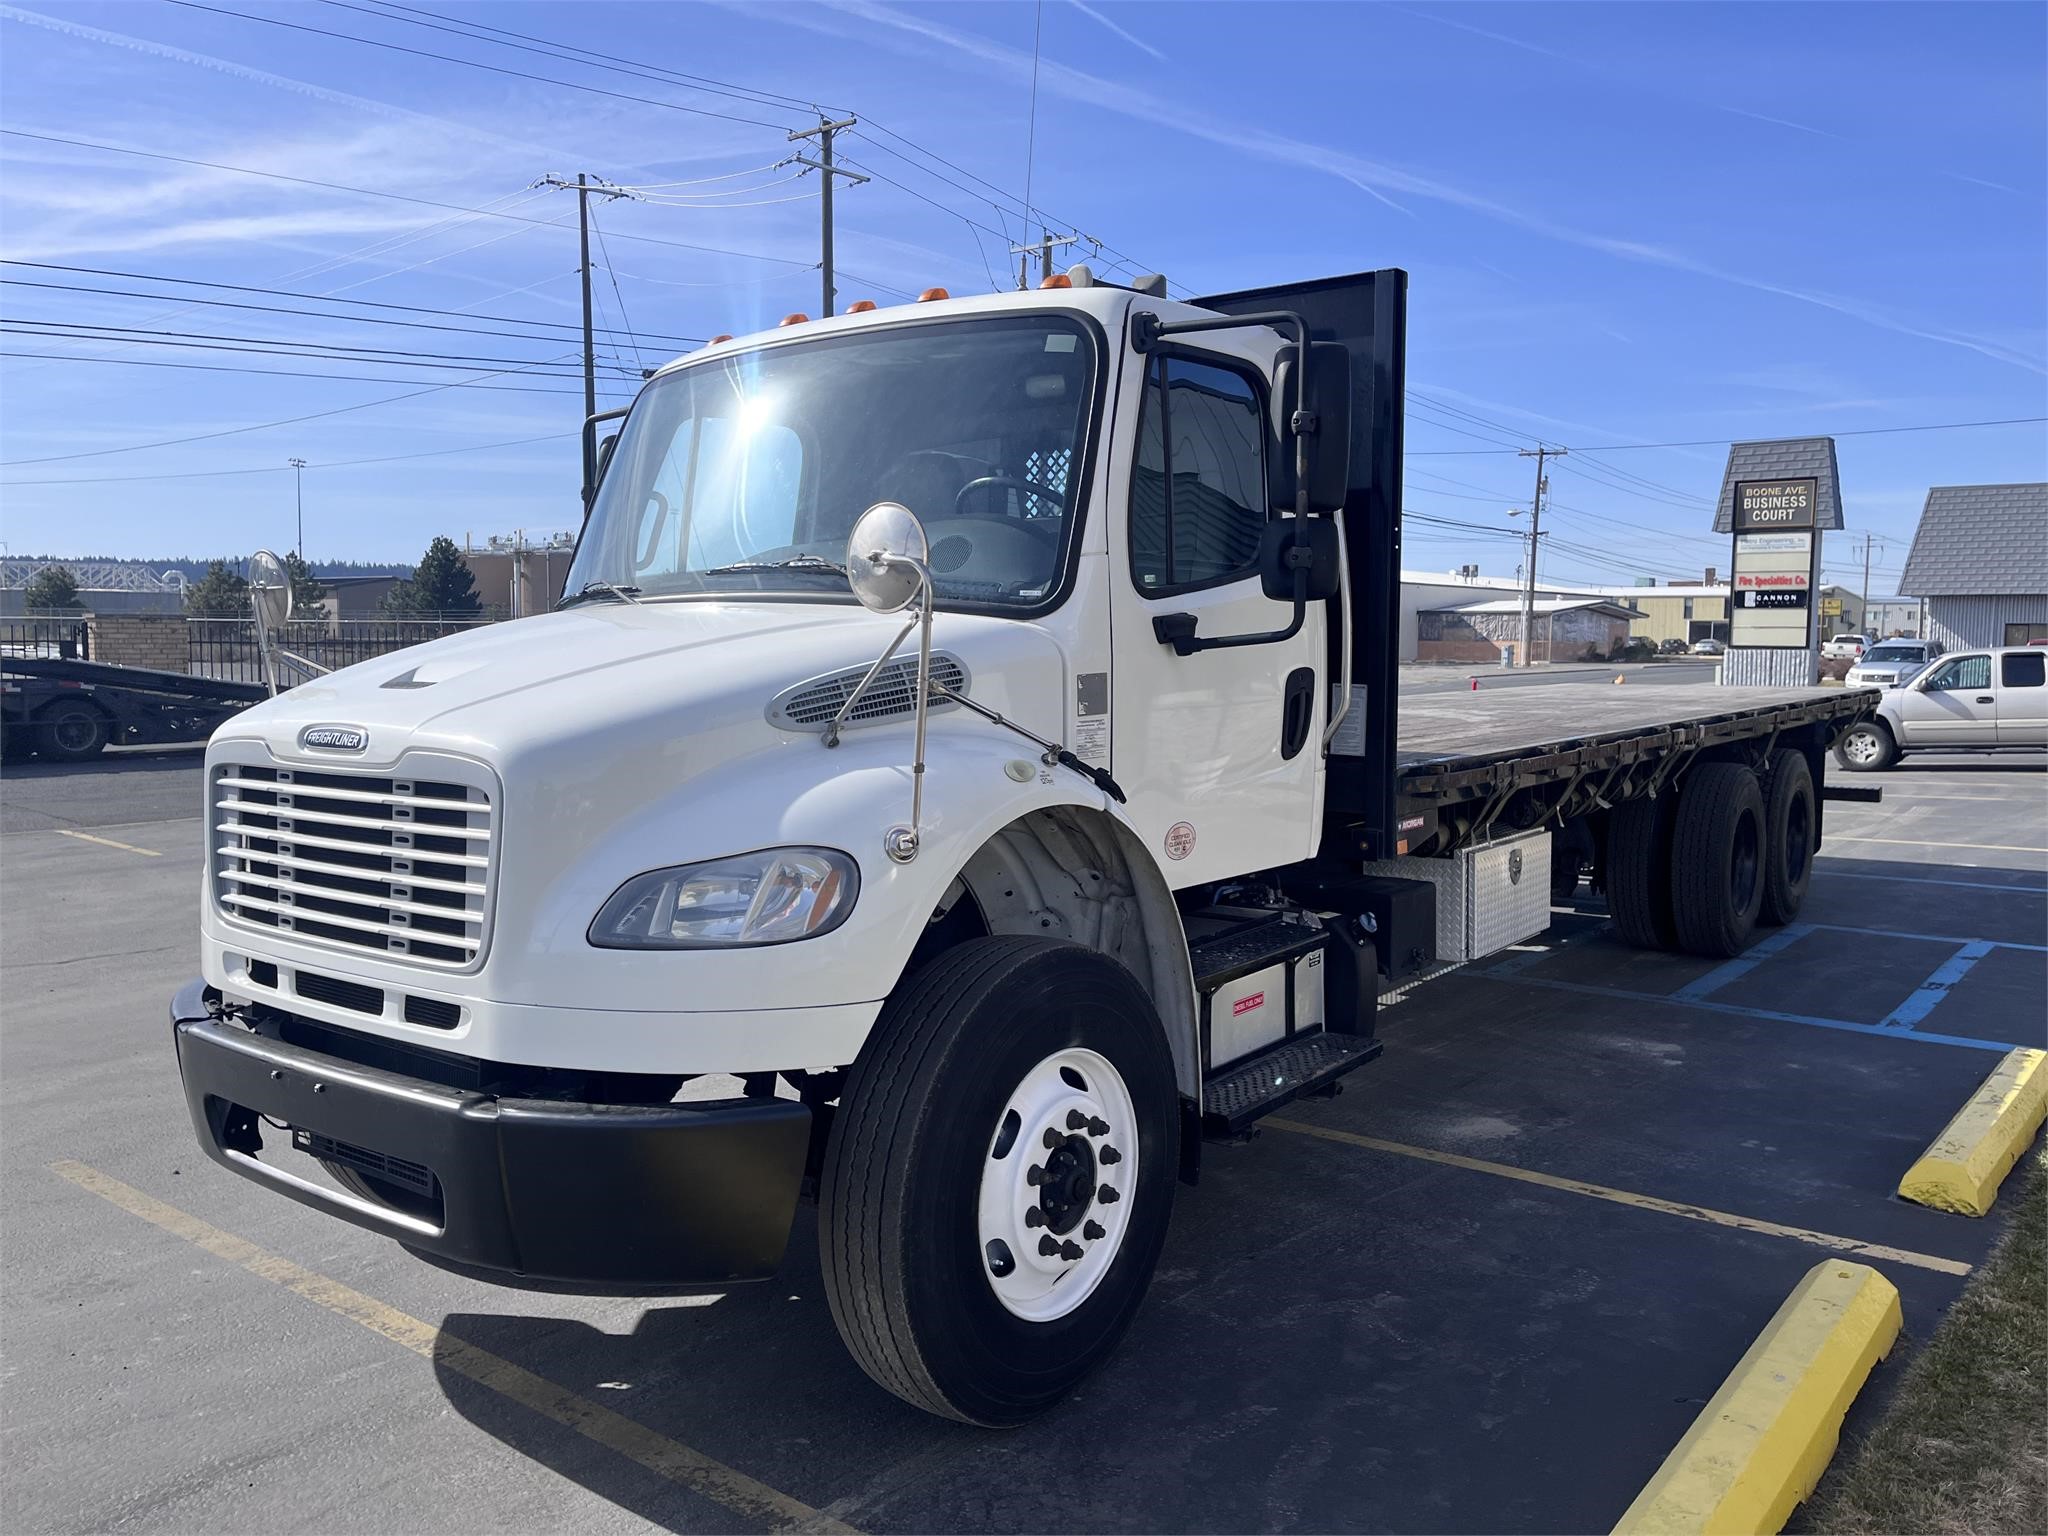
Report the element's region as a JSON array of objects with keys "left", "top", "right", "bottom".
[{"left": 1198, "top": 269, "right": 1408, "bottom": 862}]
